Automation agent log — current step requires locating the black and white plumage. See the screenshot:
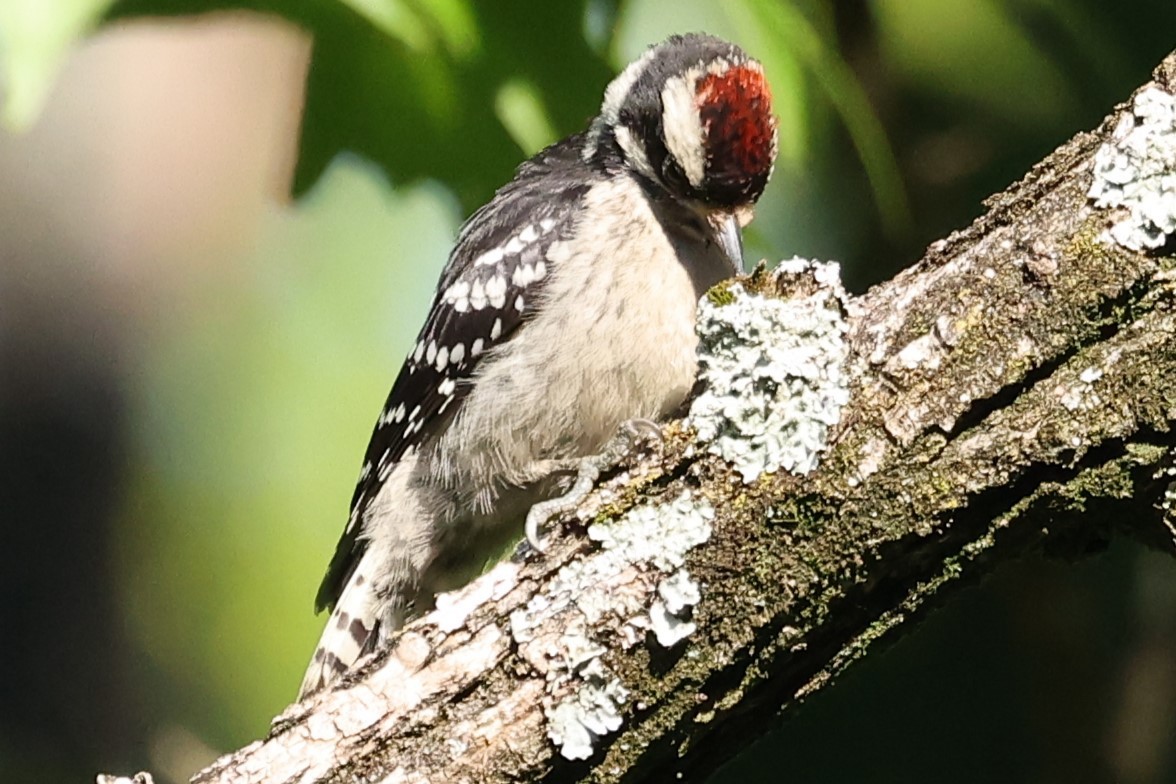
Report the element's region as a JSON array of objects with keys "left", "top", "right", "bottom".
[{"left": 301, "top": 32, "right": 778, "bottom": 698}]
